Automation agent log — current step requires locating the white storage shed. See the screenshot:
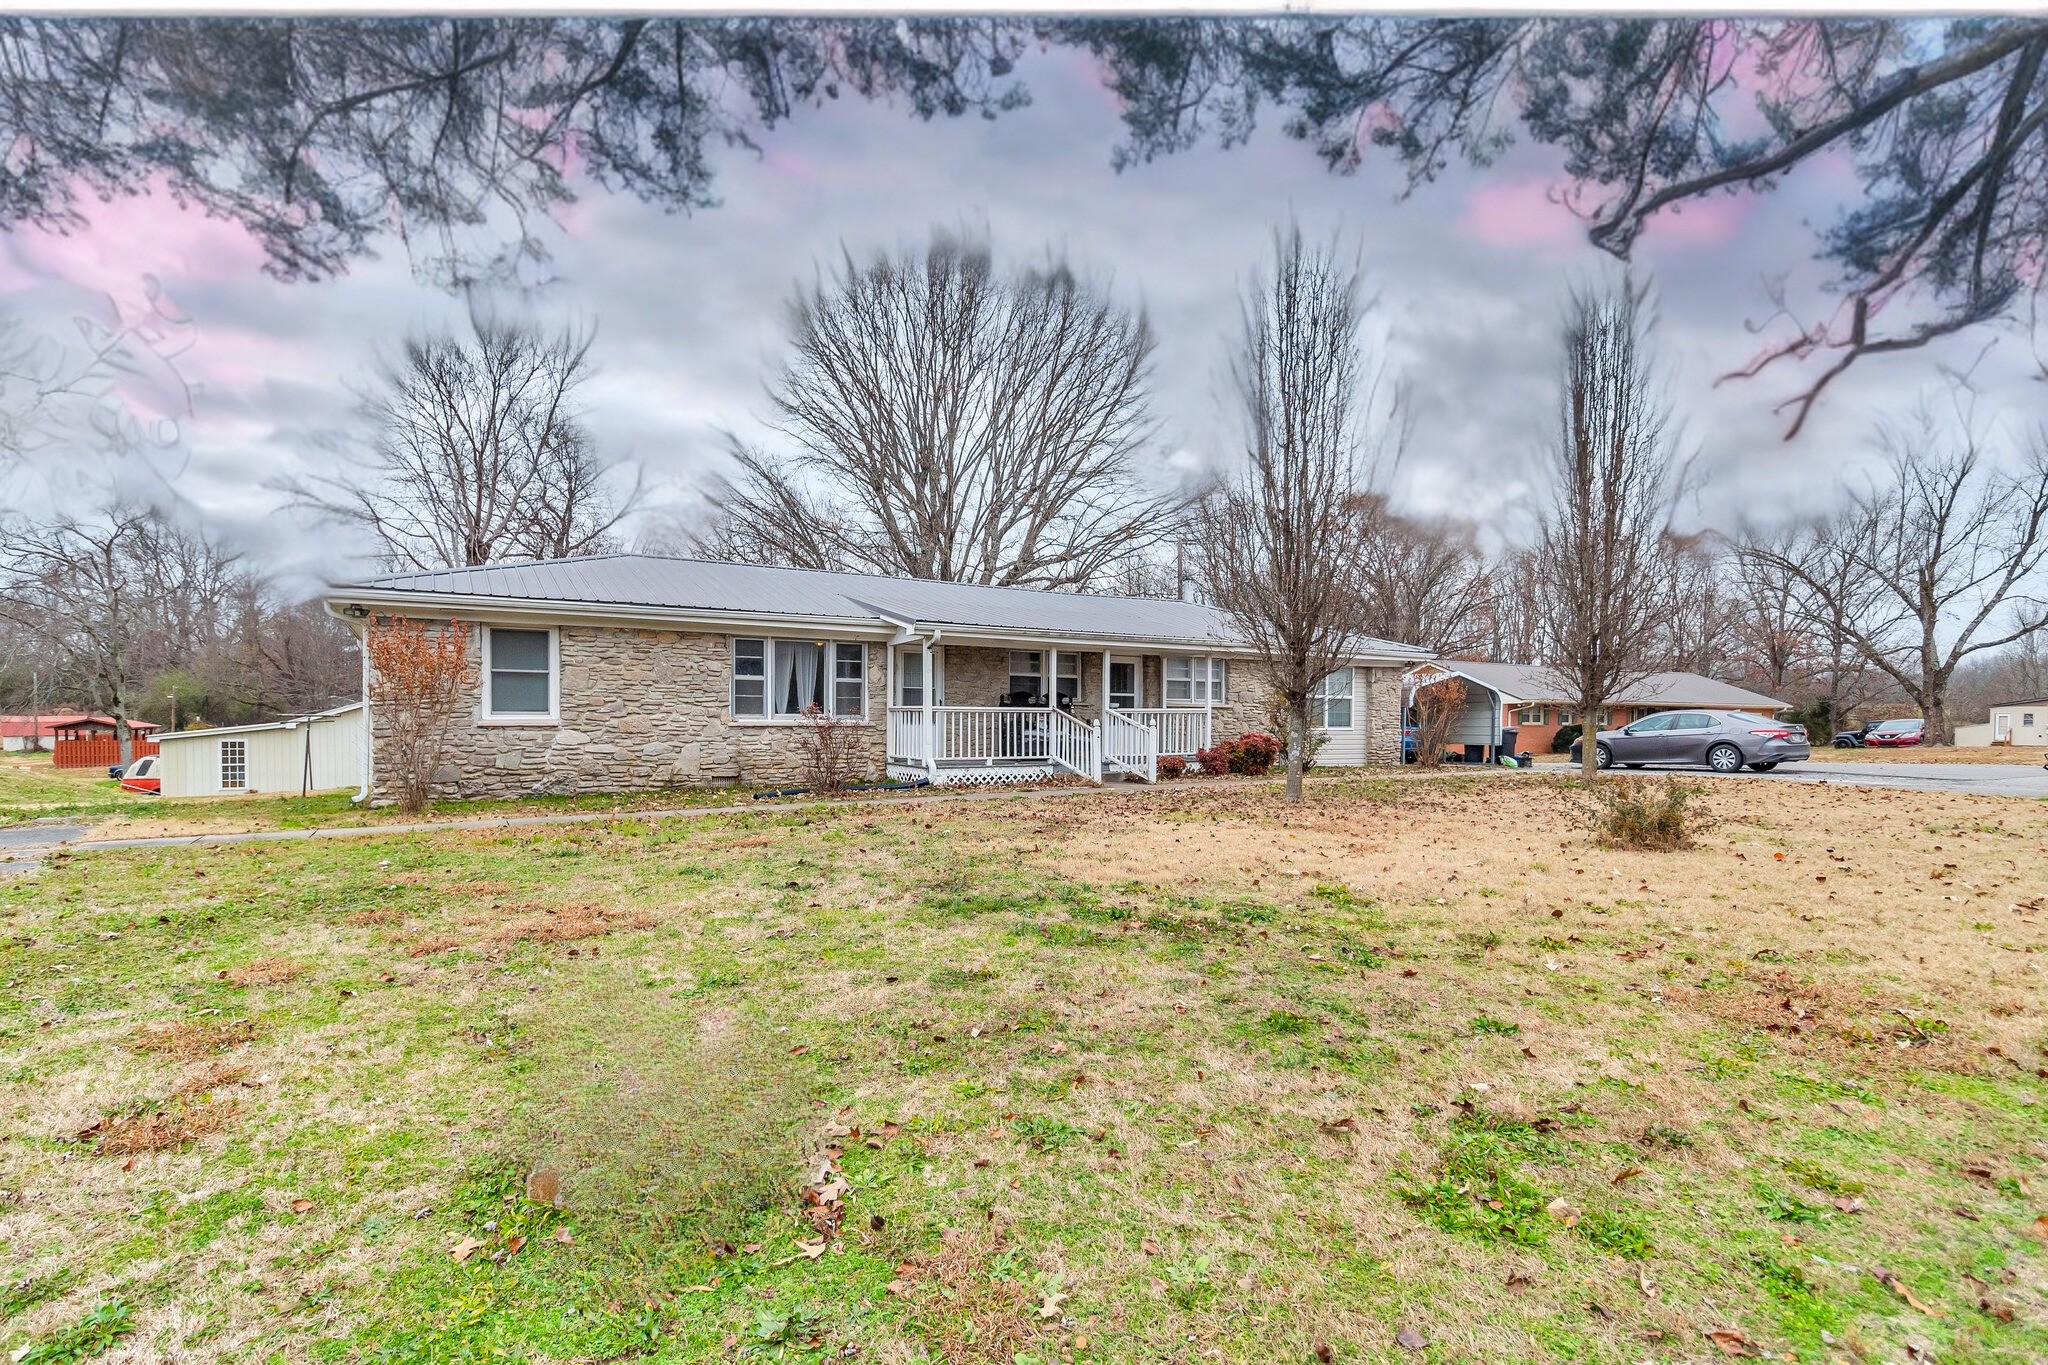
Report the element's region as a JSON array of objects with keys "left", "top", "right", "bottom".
[{"left": 155, "top": 704, "right": 364, "bottom": 798}]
